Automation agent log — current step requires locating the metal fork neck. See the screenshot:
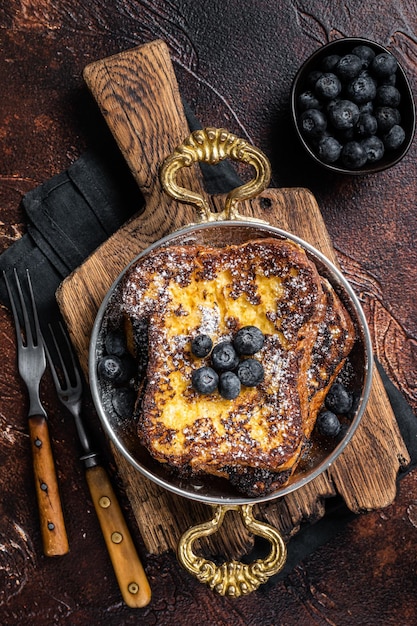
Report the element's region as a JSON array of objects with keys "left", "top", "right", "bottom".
[
  {"left": 67, "top": 399, "right": 100, "bottom": 467},
  {"left": 28, "top": 388, "right": 47, "bottom": 418},
  {"left": 80, "top": 451, "right": 100, "bottom": 469}
]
